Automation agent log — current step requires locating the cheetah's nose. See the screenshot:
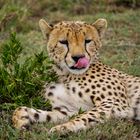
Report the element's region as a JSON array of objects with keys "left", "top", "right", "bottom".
[{"left": 72, "top": 55, "right": 85, "bottom": 63}]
